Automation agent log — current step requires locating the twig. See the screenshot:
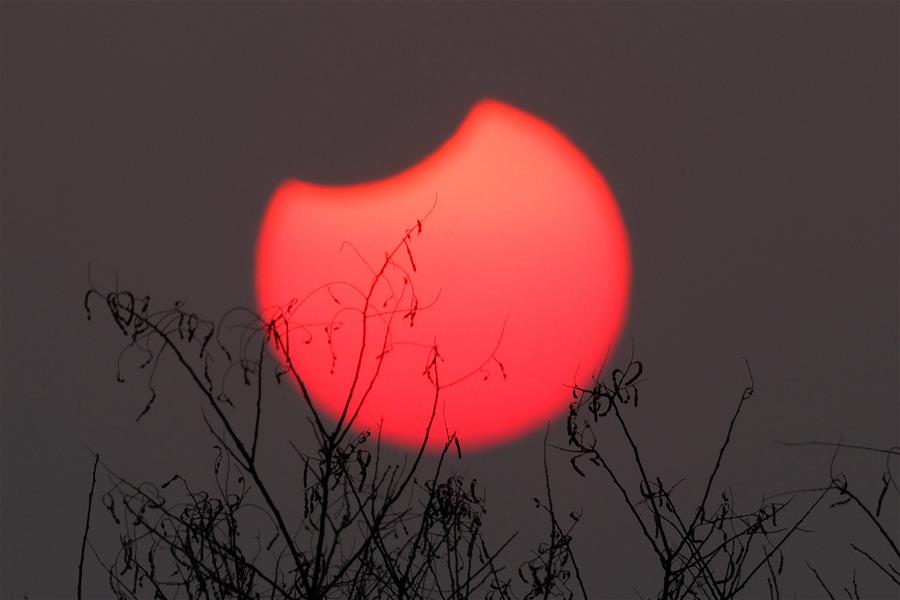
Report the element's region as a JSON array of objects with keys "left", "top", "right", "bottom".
[
  {"left": 805, "top": 560, "right": 837, "bottom": 600},
  {"left": 850, "top": 543, "right": 900, "bottom": 587},
  {"left": 77, "top": 453, "right": 100, "bottom": 600}
]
